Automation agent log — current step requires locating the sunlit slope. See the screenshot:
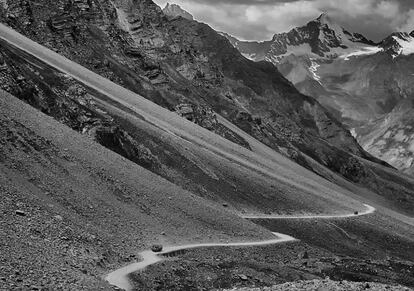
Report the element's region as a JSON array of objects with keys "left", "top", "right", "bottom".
[
  {"left": 0, "top": 25, "right": 373, "bottom": 215},
  {"left": 0, "top": 89, "right": 274, "bottom": 244}
]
